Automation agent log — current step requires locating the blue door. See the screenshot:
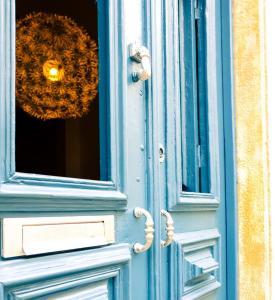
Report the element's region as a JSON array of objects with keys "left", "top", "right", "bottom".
[
  {"left": 158, "top": 0, "right": 236, "bottom": 299},
  {"left": 0, "top": 0, "right": 236, "bottom": 299}
]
